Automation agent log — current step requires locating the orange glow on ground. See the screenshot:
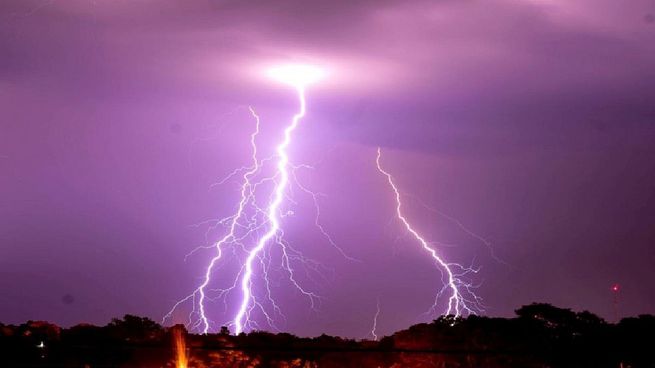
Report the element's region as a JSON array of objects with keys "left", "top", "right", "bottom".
[{"left": 173, "top": 328, "right": 188, "bottom": 368}]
